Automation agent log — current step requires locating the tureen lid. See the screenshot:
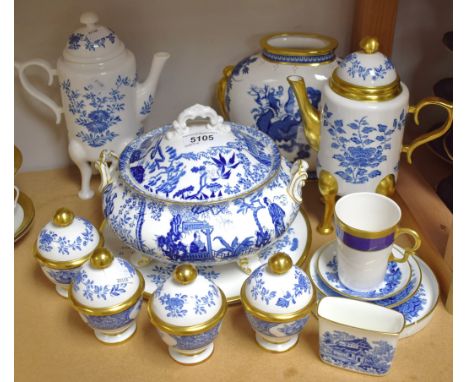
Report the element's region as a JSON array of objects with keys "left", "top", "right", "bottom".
[
  {"left": 148, "top": 263, "right": 227, "bottom": 334},
  {"left": 332, "top": 37, "right": 402, "bottom": 101},
  {"left": 241, "top": 253, "right": 314, "bottom": 320},
  {"left": 70, "top": 248, "right": 144, "bottom": 314},
  {"left": 36, "top": 208, "right": 101, "bottom": 268},
  {"left": 119, "top": 104, "right": 281, "bottom": 204},
  {"left": 63, "top": 12, "right": 125, "bottom": 64}
]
